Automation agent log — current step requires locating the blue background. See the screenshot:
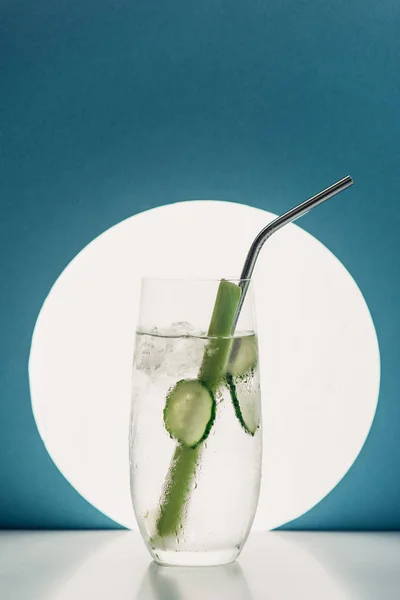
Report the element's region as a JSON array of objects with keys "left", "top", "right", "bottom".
[{"left": 1, "top": 0, "right": 399, "bottom": 529}]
